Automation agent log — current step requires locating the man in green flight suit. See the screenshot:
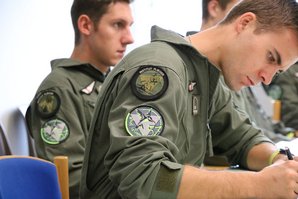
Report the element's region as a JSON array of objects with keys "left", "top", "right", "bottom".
[
  {"left": 81, "top": 0, "right": 298, "bottom": 198},
  {"left": 25, "top": 0, "right": 134, "bottom": 198},
  {"left": 197, "top": 0, "right": 291, "bottom": 145}
]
